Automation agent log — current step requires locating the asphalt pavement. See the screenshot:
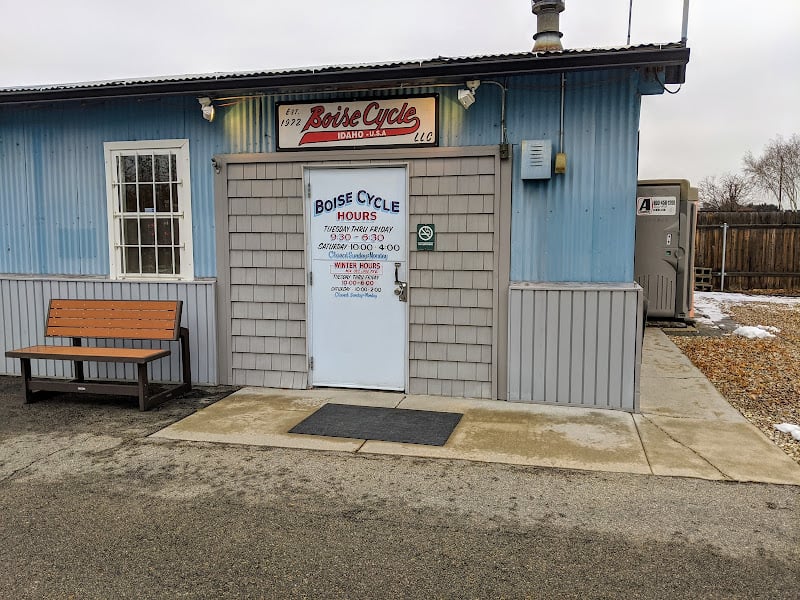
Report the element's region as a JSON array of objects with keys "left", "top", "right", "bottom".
[{"left": 1, "top": 375, "right": 799, "bottom": 599}]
